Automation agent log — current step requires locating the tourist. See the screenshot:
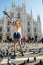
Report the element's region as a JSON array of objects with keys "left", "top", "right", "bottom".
[{"left": 10, "top": 20, "right": 24, "bottom": 56}]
